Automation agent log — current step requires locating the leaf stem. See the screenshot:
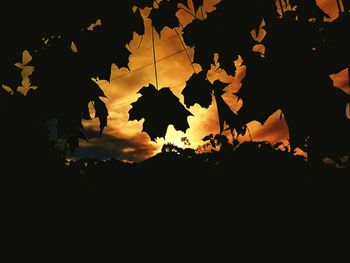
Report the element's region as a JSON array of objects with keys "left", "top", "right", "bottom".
[
  {"left": 247, "top": 126, "right": 253, "bottom": 142},
  {"left": 151, "top": 27, "right": 159, "bottom": 89},
  {"left": 179, "top": 7, "right": 198, "bottom": 19},
  {"left": 174, "top": 28, "right": 196, "bottom": 74}
]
